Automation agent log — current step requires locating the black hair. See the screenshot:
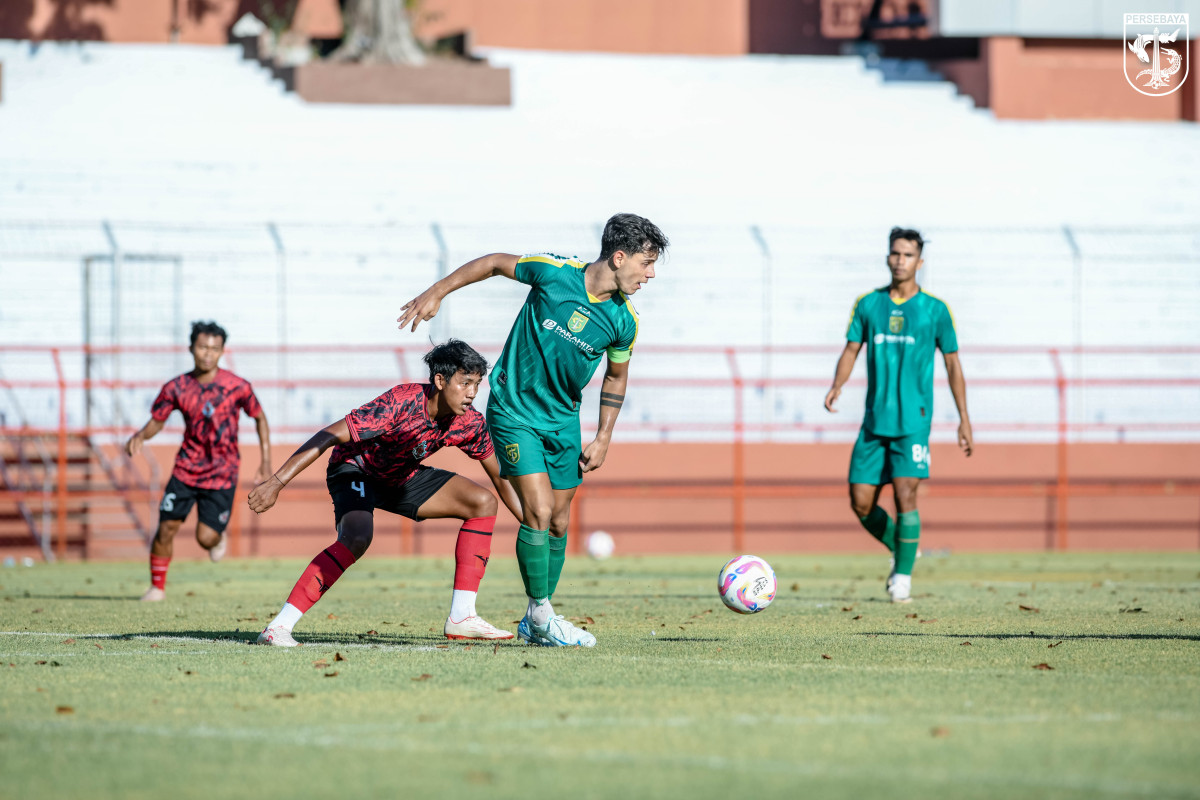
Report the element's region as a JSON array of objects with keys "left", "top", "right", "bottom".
[
  {"left": 599, "top": 213, "right": 670, "bottom": 261},
  {"left": 189, "top": 320, "right": 228, "bottom": 347},
  {"left": 889, "top": 227, "right": 925, "bottom": 254},
  {"left": 423, "top": 339, "right": 489, "bottom": 383}
]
